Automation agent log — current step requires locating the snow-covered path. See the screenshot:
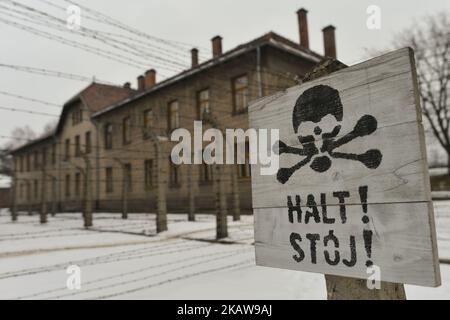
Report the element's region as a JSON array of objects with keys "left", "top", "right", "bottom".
[{"left": 0, "top": 202, "right": 450, "bottom": 300}]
